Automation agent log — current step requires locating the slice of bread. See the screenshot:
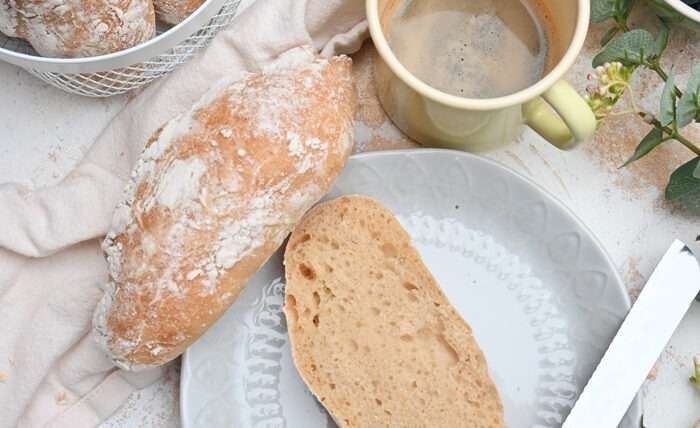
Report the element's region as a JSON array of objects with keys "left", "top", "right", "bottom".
[{"left": 284, "top": 194, "right": 504, "bottom": 427}]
